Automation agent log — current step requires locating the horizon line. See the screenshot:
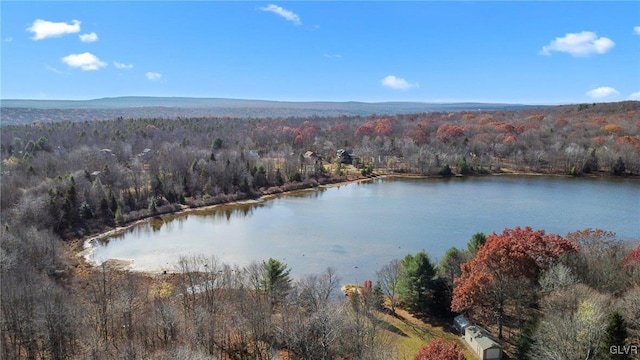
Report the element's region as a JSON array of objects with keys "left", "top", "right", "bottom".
[{"left": 0, "top": 95, "right": 575, "bottom": 106}]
